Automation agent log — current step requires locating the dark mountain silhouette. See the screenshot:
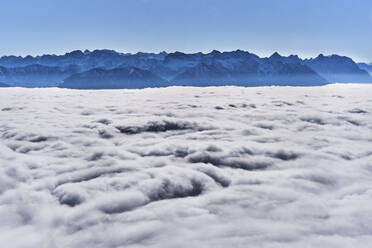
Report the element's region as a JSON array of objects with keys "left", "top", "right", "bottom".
[
  {"left": 172, "top": 62, "right": 235, "bottom": 86},
  {"left": 0, "top": 82, "right": 11, "bottom": 87},
  {"left": 0, "top": 49, "right": 371, "bottom": 88},
  {"left": 259, "top": 57, "right": 328, "bottom": 86},
  {"left": 59, "top": 67, "right": 168, "bottom": 89},
  {"left": 0, "top": 64, "right": 78, "bottom": 87},
  {"left": 304, "top": 54, "right": 372, "bottom": 83},
  {"left": 172, "top": 53, "right": 327, "bottom": 86}
]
